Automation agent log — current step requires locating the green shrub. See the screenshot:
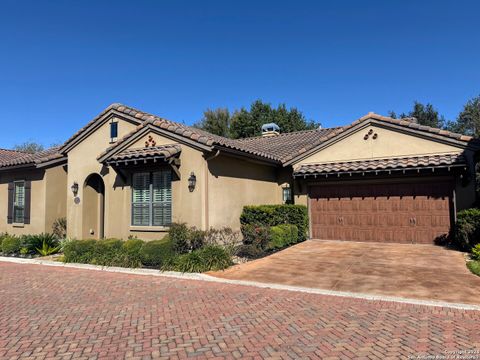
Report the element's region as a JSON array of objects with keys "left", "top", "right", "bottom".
[
  {"left": 453, "top": 208, "right": 480, "bottom": 250},
  {"left": 236, "top": 244, "right": 265, "bottom": 259},
  {"left": 268, "top": 224, "right": 298, "bottom": 250},
  {"left": 36, "top": 240, "right": 61, "bottom": 256},
  {"left": 1, "top": 235, "right": 23, "bottom": 255},
  {"left": 190, "top": 229, "right": 206, "bottom": 251},
  {"left": 472, "top": 244, "right": 480, "bottom": 261},
  {"left": 139, "top": 237, "right": 174, "bottom": 267},
  {"left": 241, "top": 224, "right": 271, "bottom": 249},
  {"left": 91, "top": 239, "right": 124, "bottom": 266},
  {"left": 169, "top": 245, "right": 233, "bottom": 273},
  {"left": 0, "top": 233, "right": 8, "bottom": 249},
  {"left": 467, "top": 260, "right": 480, "bottom": 277},
  {"left": 63, "top": 239, "right": 97, "bottom": 263},
  {"left": 170, "top": 223, "right": 190, "bottom": 254},
  {"left": 121, "top": 239, "right": 145, "bottom": 268},
  {"left": 240, "top": 205, "right": 308, "bottom": 241},
  {"left": 23, "top": 233, "right": 59, "bottom": 255}
]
